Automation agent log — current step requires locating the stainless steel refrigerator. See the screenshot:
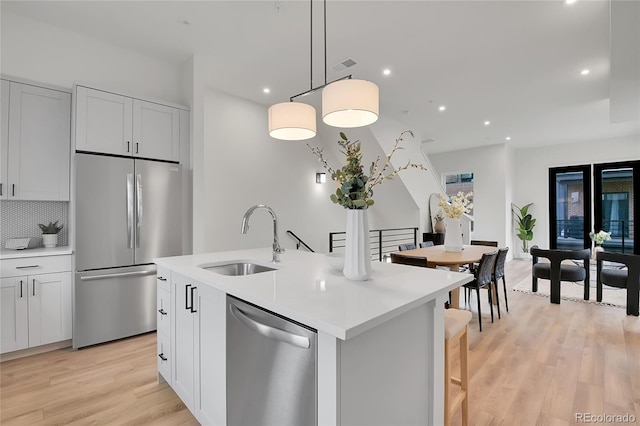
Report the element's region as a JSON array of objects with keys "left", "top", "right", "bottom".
[{"left": 74, "top": 153, "right": 182, "bottom": 349}]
